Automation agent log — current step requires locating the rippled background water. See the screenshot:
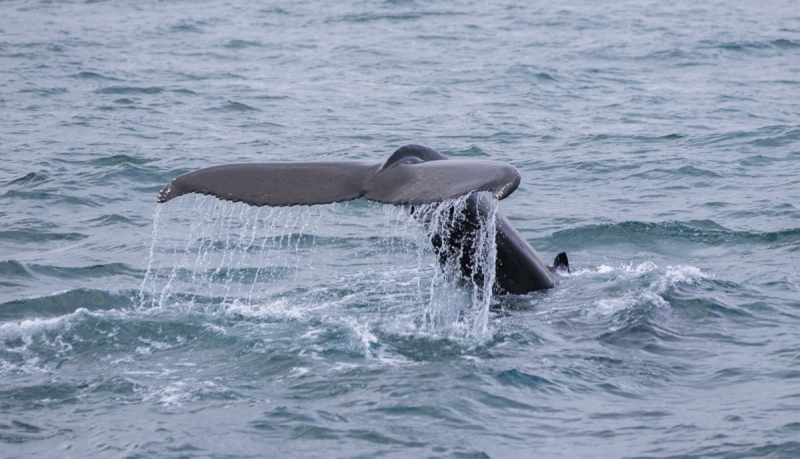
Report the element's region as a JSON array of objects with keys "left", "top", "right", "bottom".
[{"left": 2, "top": 1, "right": 800, "bottom": 457}]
